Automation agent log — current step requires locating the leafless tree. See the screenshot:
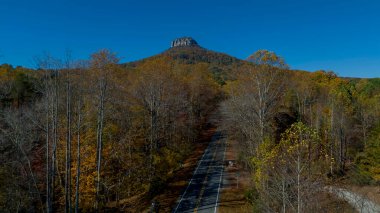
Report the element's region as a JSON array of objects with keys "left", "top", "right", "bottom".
[
  {"left": 35, "top": 54, "right": 62, "bottom": 213},
  {"left": 89, "top": 49, "right": 119, "bottom": 210},
  {"left": 1, "top": 107, "right": 45, "bottom": 212},
  {"left": 222, "top": 64, "right": 285, "bottom": 159}
]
